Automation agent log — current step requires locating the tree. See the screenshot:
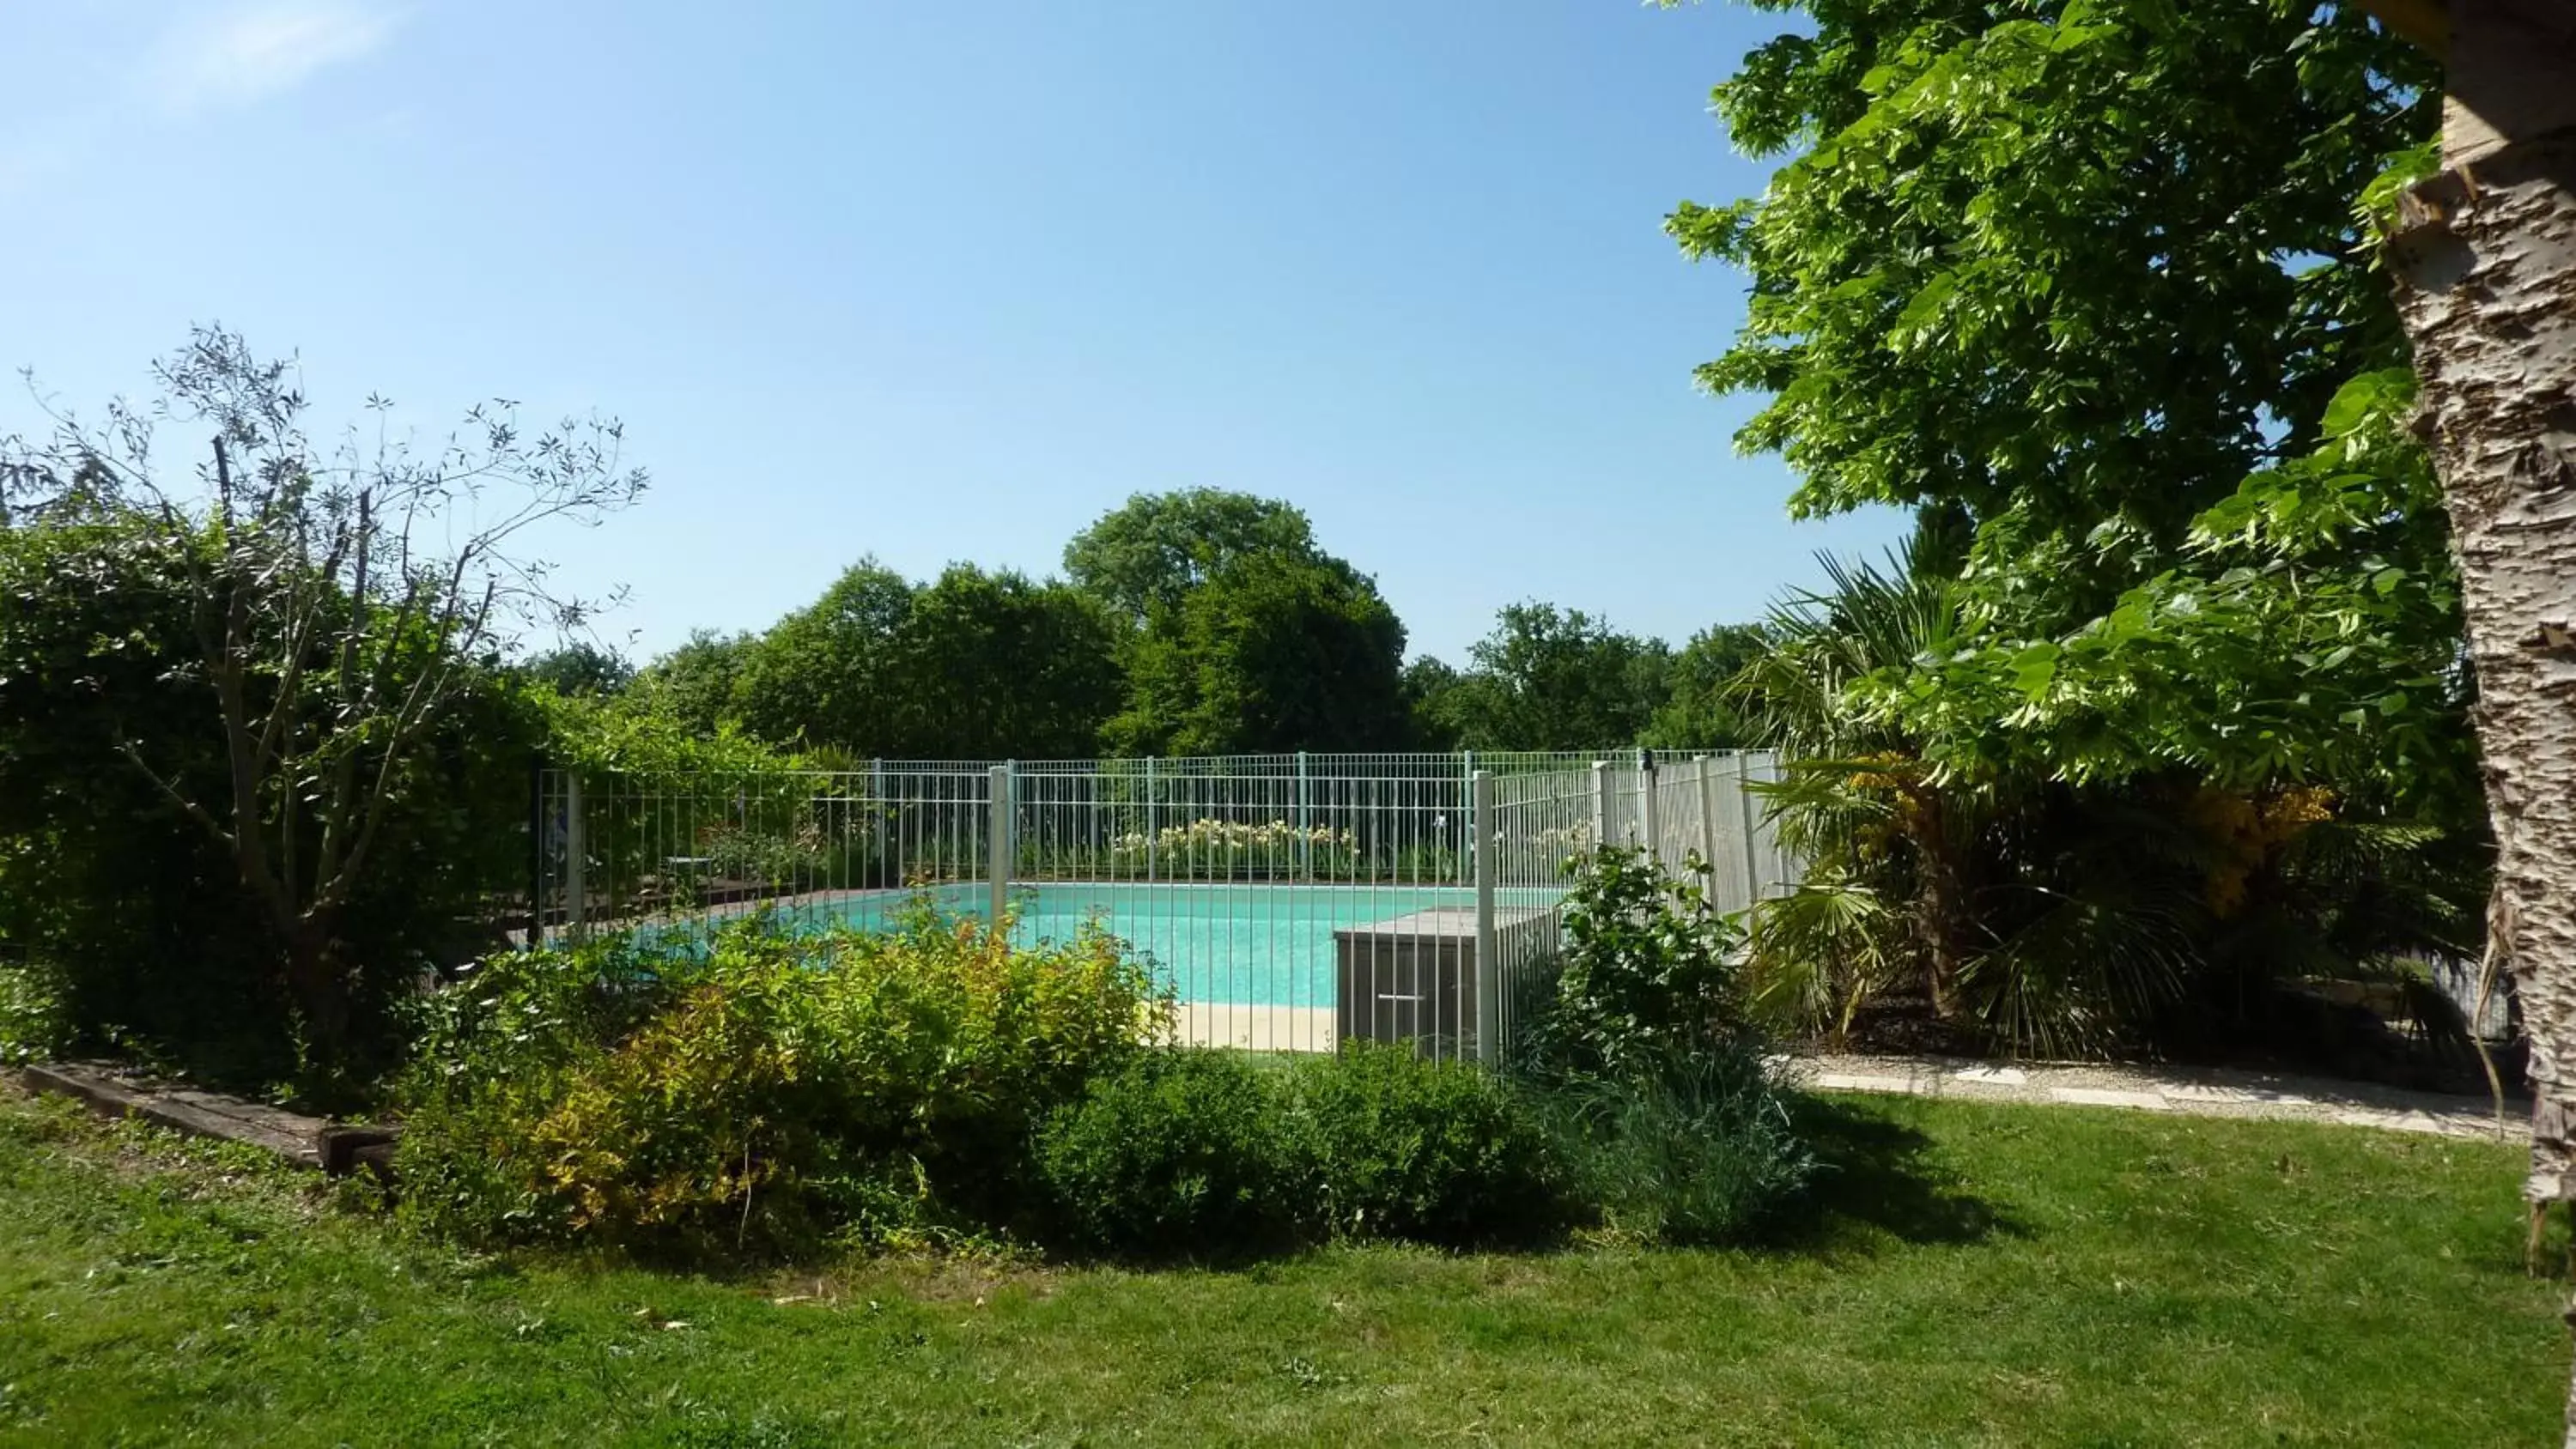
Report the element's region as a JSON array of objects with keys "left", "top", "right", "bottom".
[
  {"left": 723, "top": 561, "right": 1121, "bottom": 759},
  {"left": 2346, "top": 0, "right": 2576, "bottom": 1427},
  {"left": 1735, "top": 537, "right": 2479, "bottom": 1058},
  {"left": 1105, "top": 553, "right": 1409, "bottom": 755},
  {"left": 0, "top": 328, "right": 641, "bottom": 1077},
  {"left": 629, "top": 628, "right": 757, "bottom": 736},
  {"left": 1735, "top": 544, "right": 1987, "bottom": 1025},
  {"left": 1672, "top": 2, "right": 2487, "bottom": 1063},
  {"left": 1643, "top": 623, "right": 1771, "bottom": 750},
  {"left": 1401, "top": 655, "right": 1472, "bottom": 749},
  {"left": 890, "top": 565, "right": 1123, "bottom": 759},
  {"left": 1442, "top": 603, "right": 1671, "bottom": 751},
  {"left": 522, "top": 640, "right": 634, "bottom": 697},
  {"left": 1674, "top": 0, "right": 2434, "bottom": 623},
  {"left": 731, "top": 560, "right": 914, "bottom": 752},
  {"left": 1063, "top": 489, "right": 1321, "bottom": 624},
  {"left": 0, "top": 501, "right": 550, "bottom": 1082}
]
